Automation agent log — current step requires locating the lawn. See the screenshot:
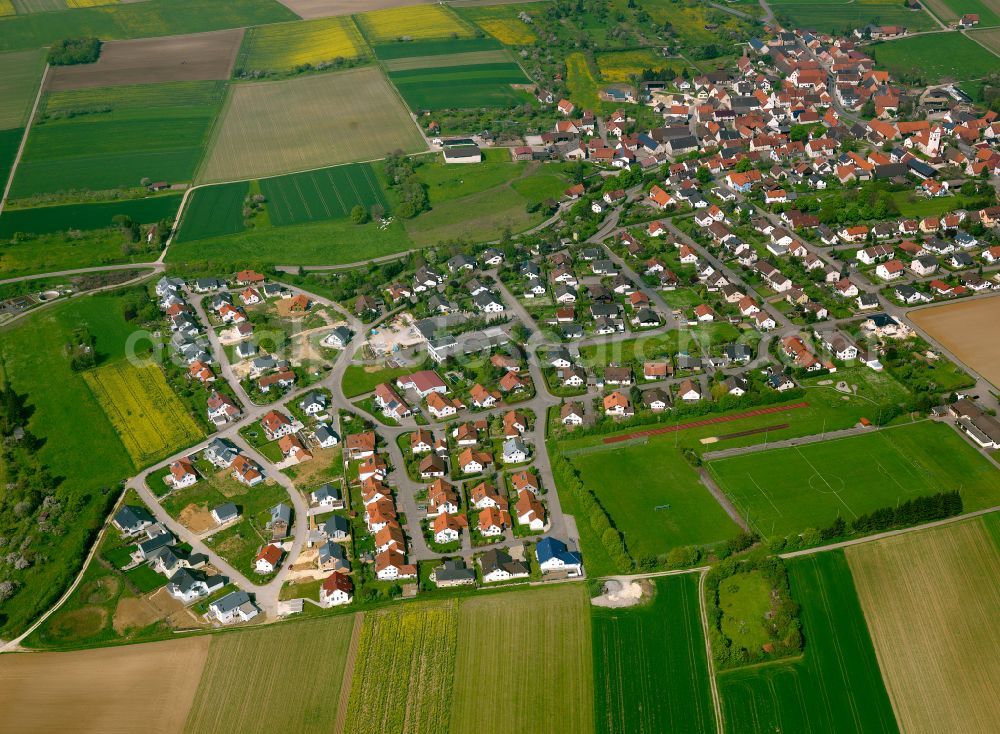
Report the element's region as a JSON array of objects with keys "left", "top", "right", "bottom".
[
  {"left": 342, "top": 363, "right": 412, "bottom": 398},
  {"left": 571, "top": 440, "right": 740, "bottom": 560},
  {"left": 356, "top": 3, "right": 475, "bottom": 44},
  {"left": 708, "top": 421, "right": 1000, "bottom": 537},
  {"left": 10, "top": 81, "right": 224, "bottom": 199},
  {"left": 235, "top": 15, "right": 368, "bottom": 75},
  {"left": 718, "top": 551, "right": 897, "bottom": 734},
  {"left": 174, "top": 181, "right": 249, "bottom": 242},
  {"left": 0, "top": 0, "right": 295, "bottom": 53},
  {"left": 846, "top": 519, "right": 1000, "bottom": 734},
  {"left": 889, "top": 190, "right": 982, "bottom": 218},
  {"left": 592, "top": 574, "right": 717, "bottom": 734},
  {"left": 0, "top": 294, "right": 138, "bottom": 638},
  {"left": 769, "top": 0, "right": 938, "bottom": 35},
  {"left": 344, "top": 600, "right": 458, "bottom": 733},
  {"left": 0, "top": 195, "right": 182, "bottom": 237},
  {"left": 185, "top": 613, "right": 356, "bottom": 733},
  {"left": 83, "top": 360, "right": 203, "bottom": 467},
  {"left": 870, "top": 32, "right": 998, "bottom": 83},
  {"left": 196, "top": 67, "right": 426, "bottom": 183},
  {"left": 0, "top": 48, "right": 46, "bottom": 129},
  {"left": 451, "top": 585, "right": 593, "bottom": 734}
]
